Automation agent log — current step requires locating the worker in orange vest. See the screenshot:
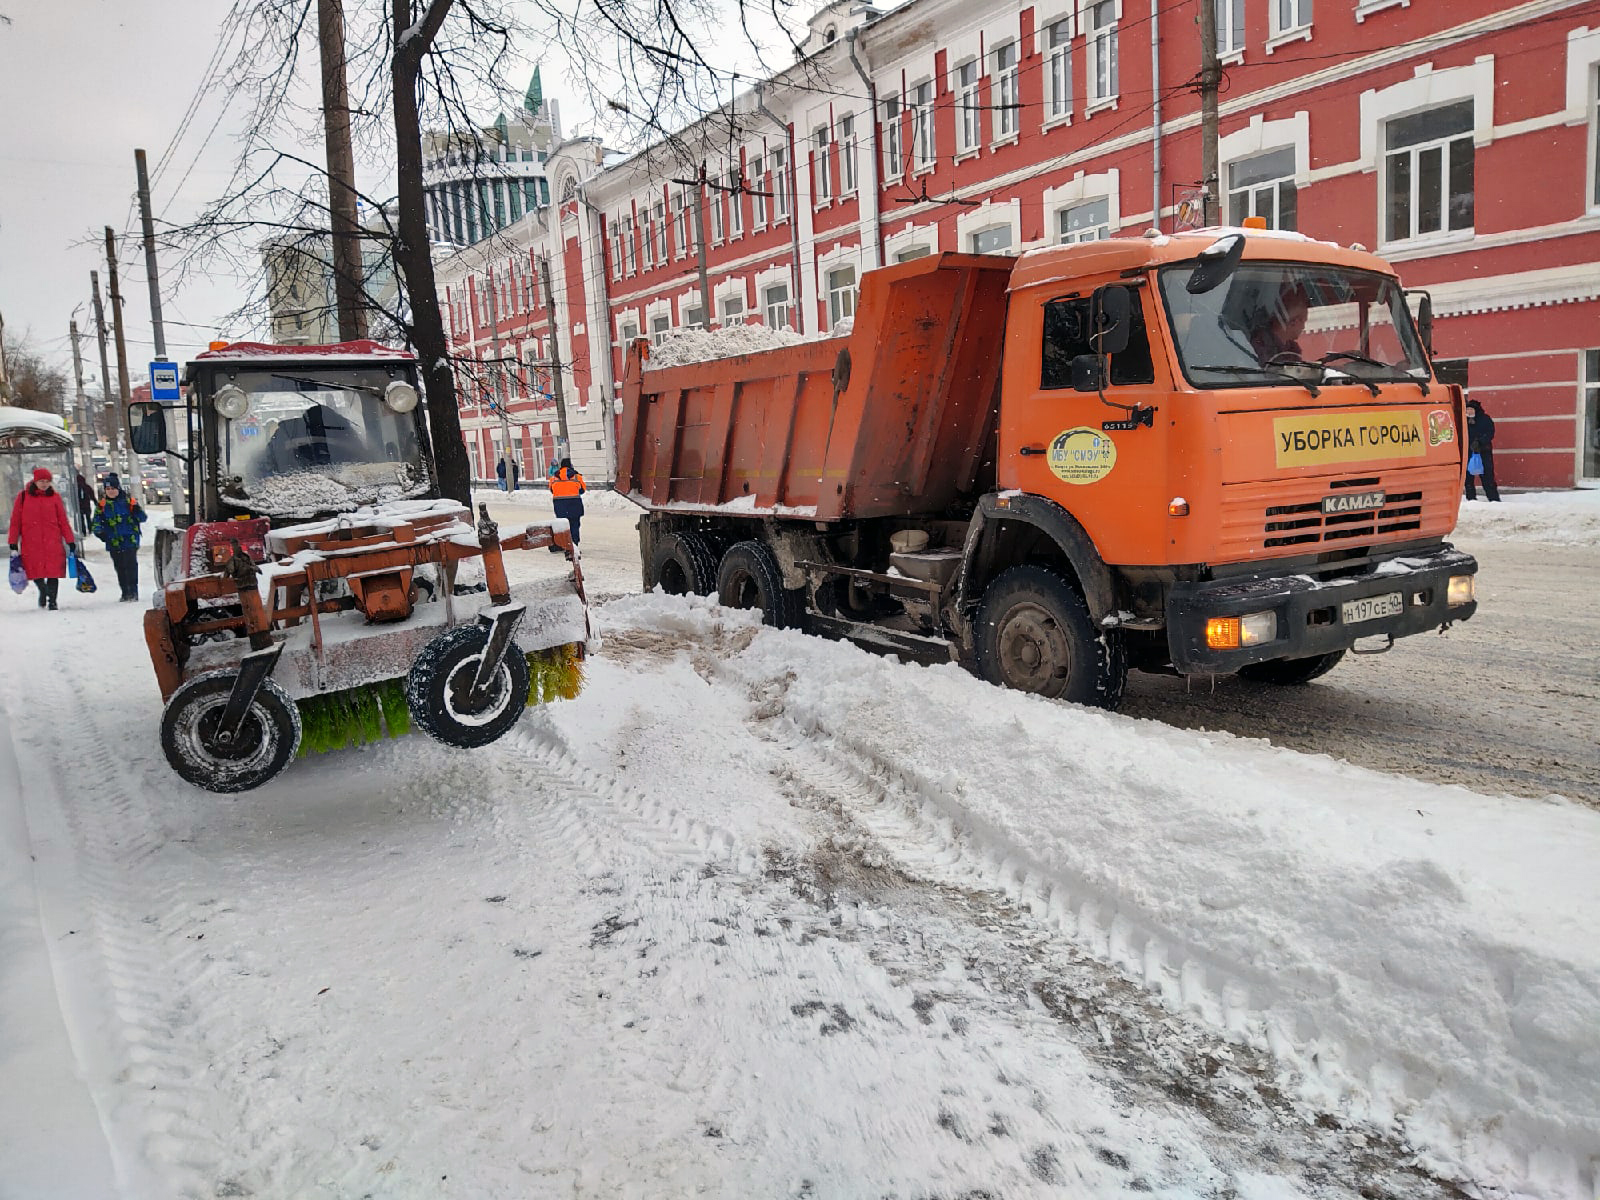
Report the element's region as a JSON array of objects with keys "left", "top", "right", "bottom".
[{"left": 548, "top": 457, "right": 585, "bottom": 550}]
